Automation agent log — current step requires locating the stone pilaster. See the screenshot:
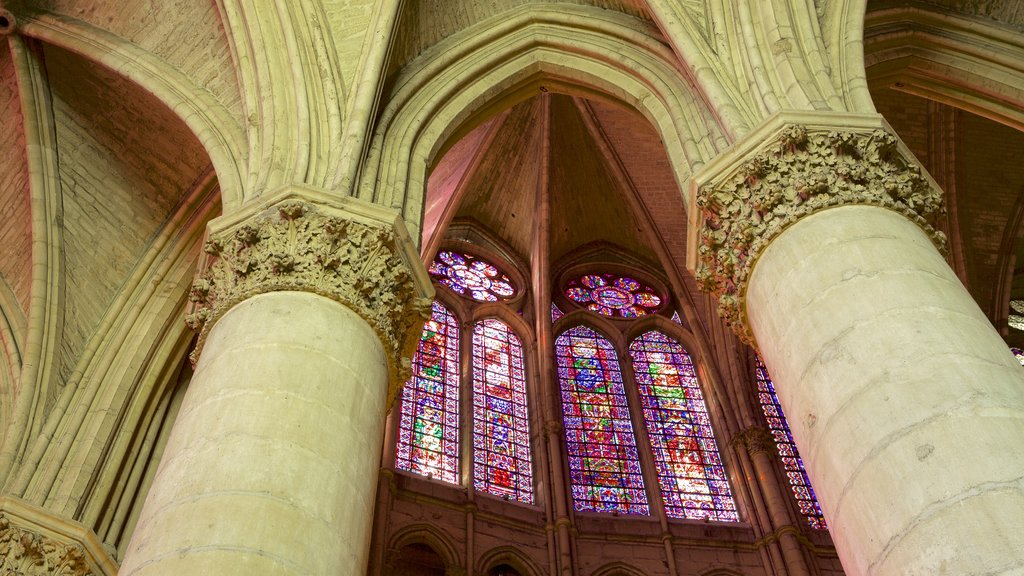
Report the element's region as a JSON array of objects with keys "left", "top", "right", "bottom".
[
  {"left": 185, "top": 185, "right": 434, "bottom": 406},
  {"left": 0, "top": 497, "right": 118, "bottom": 576},
  {"left": 687, "top": 112, "right": 945, "bottom": 342}
]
